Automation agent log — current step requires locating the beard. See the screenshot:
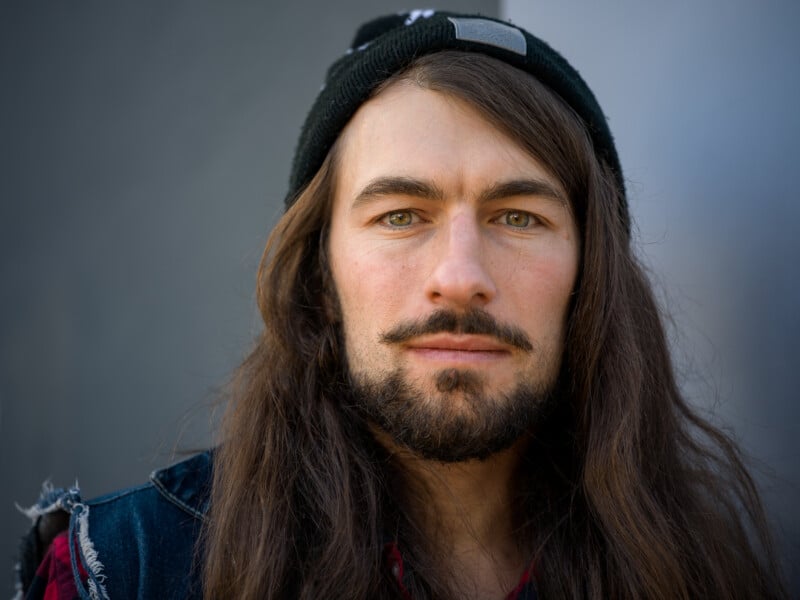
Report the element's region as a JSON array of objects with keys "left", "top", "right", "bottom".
[
  {"left": 348, "top": 368, "right": 557, "bottom": 462},
  {"left": 344, "top": 308, "right": 560, "bottom": 463}
]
